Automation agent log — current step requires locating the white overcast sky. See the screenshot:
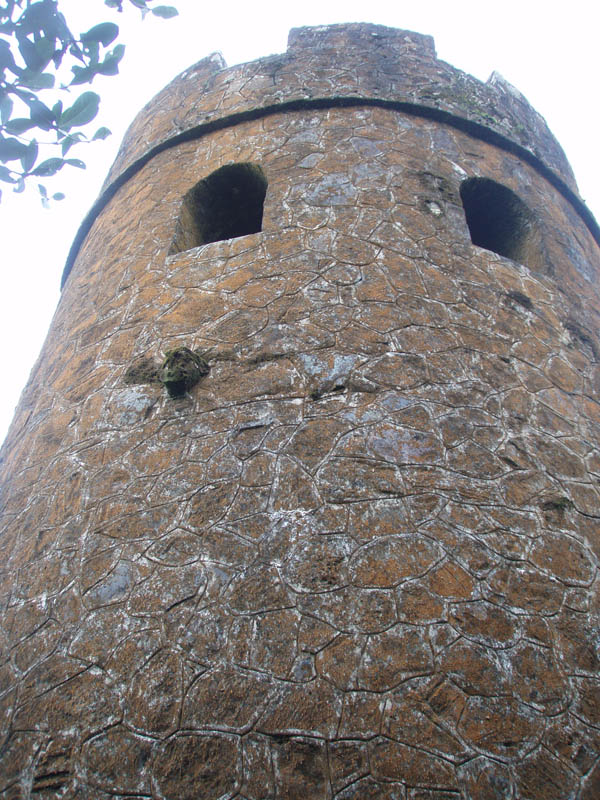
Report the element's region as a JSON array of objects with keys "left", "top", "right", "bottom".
[{"left": 1, "top": 0, "right": 599, "bottom": 445}]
